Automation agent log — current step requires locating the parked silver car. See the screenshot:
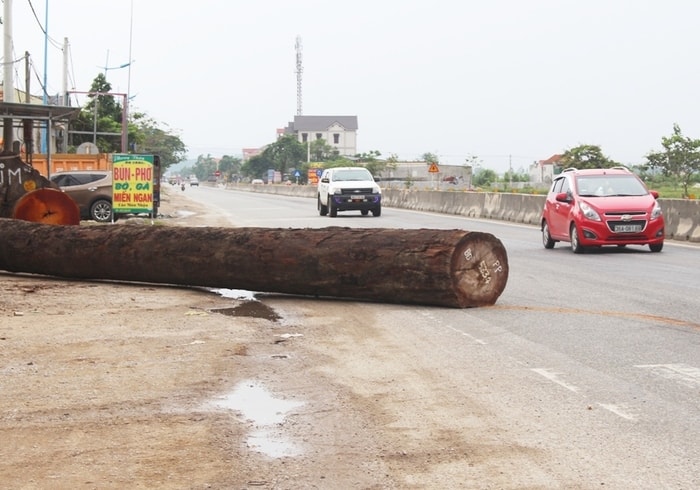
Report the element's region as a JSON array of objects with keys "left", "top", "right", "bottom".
[{"left": 50, "top": 170, "right": 115, "bottom": 222}]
